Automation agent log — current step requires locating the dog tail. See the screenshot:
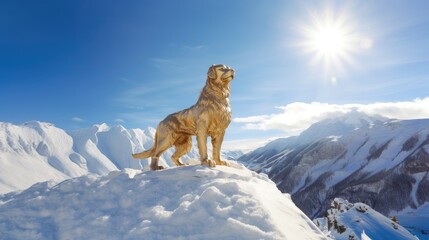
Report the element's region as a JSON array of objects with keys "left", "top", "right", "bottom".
[
  {"left": 132, "top": 129, "right": 158, "bottom": 159},
  {"left": 132, "top": 148, "right": 154, "bottom": 159}
]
